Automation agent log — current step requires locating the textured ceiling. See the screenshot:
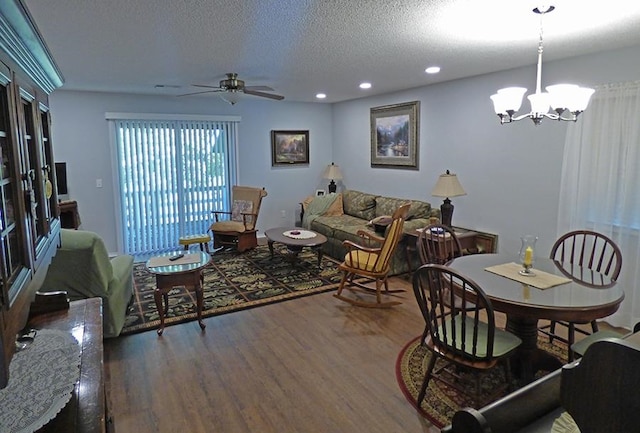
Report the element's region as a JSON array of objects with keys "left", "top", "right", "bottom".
[{"left": 22, "top": 0, "right": 640, "bottom": 103}]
